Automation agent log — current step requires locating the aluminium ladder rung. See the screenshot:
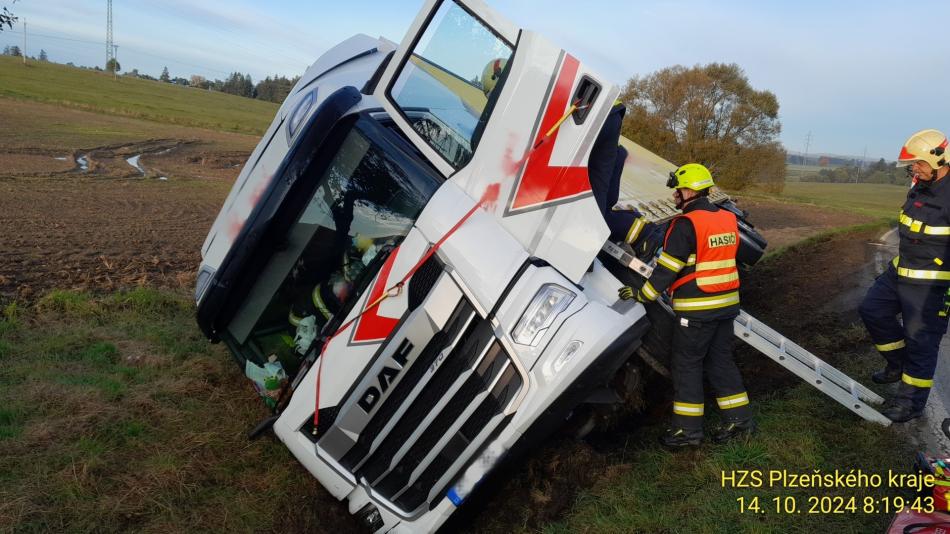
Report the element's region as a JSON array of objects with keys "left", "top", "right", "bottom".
[
  {"left": 600, "top": 242, "right": 892, "bottom": 426},
  {"left": 734, "top": 312, "right": 883, "bottom": 404},
  {"left": 734, "top": 311, "right": 890, "bottom": 426}
]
